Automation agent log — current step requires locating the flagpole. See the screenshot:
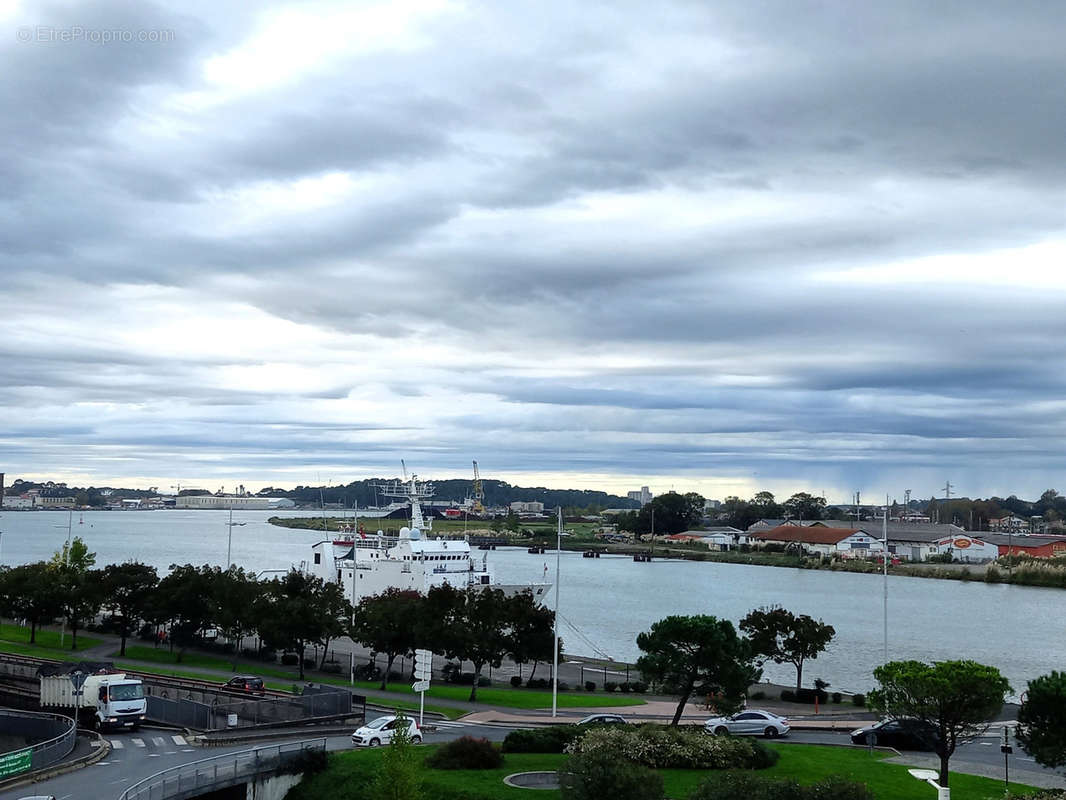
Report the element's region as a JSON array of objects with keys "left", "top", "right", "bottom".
[{"left": 552, "top": 506, "right": 562, "bottom": 718}]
